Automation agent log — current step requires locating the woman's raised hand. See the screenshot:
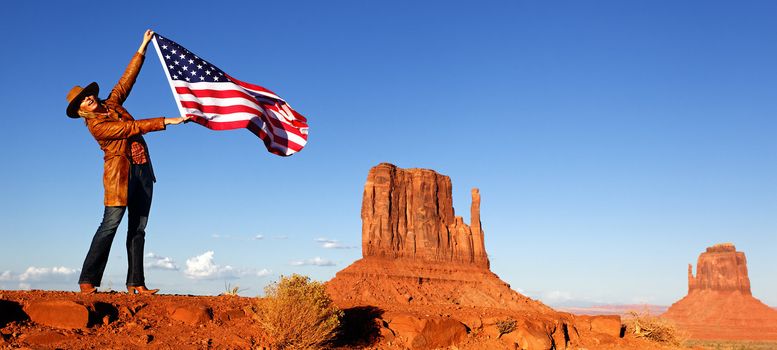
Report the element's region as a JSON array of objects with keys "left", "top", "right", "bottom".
[
  {"left": 138, "top": 29, "right": 155, "bottom": 55},
  {"left": 143, "top": 29, "right": 154, "bottom": 43}
]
